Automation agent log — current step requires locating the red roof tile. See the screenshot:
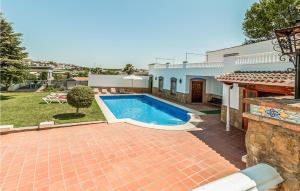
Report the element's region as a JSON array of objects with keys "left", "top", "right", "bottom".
[
  {"left": 73, "top": 77, "right": 88, "bottom": 81},
  {"left": 216, "top": 71, "right": 295, "bottom": 87}
]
